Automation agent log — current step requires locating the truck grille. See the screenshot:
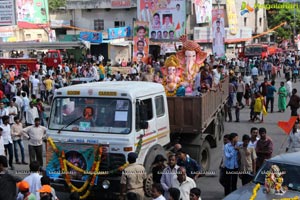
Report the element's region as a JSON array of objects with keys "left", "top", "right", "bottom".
[{"left": 99, "top": 153, "right": 126, "bottom": 175}]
